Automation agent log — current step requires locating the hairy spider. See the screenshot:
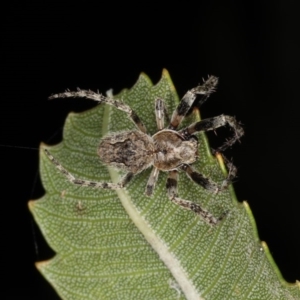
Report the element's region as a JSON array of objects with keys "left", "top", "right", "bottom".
[{"left": 45, "top": 76, "right": 244, "bottom": 225}]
